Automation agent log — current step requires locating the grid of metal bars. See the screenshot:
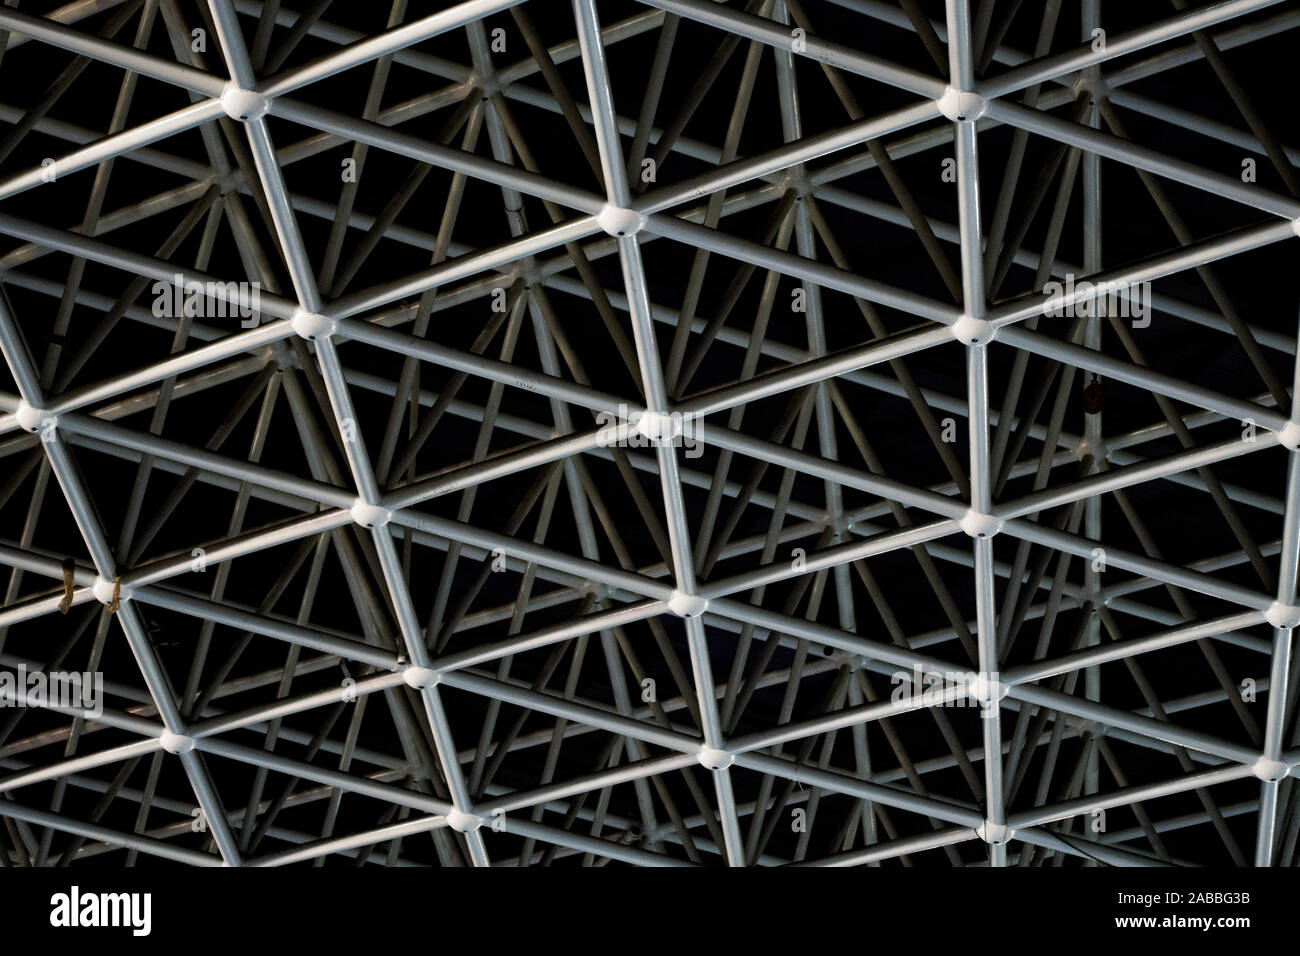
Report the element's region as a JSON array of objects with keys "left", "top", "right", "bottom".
[{"left": 0, "top": 0, "right": 1297, "bottom": 866}]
